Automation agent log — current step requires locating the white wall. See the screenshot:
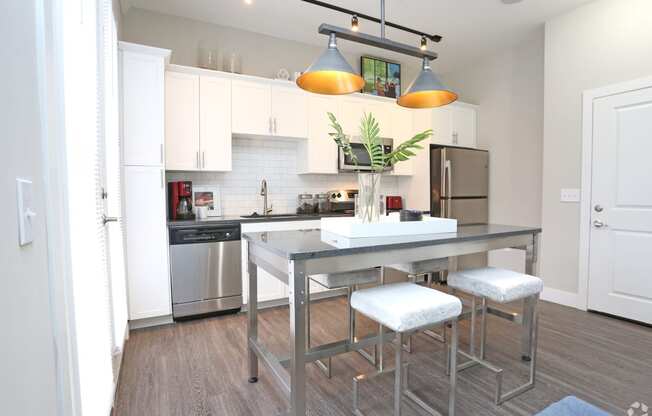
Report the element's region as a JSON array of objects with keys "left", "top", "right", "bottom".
[
  {"left": 166, "top": 137, "right": 399, "bottom": 216},
  {"left": 442, "top": 28, "right": 544, "bottom": 229},
  {"left": 542, "top": 0, "right": 652, "bottom": 295},
  {"left": 0, "top": 0, "right": 60, "bottom": 414},
  {"left": 120, "top": 7, "right": 420, "bottom": 89}
]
